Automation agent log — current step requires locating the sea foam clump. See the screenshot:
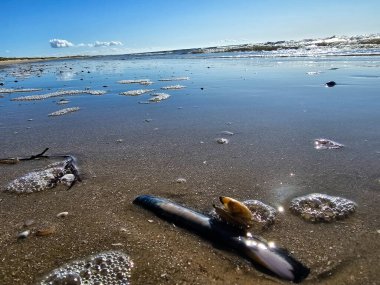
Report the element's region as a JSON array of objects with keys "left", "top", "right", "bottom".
[
  {"left": 244, "top": 200, "right": 277, "bottom": 228},
  {"left": 4, "top": 159, "right": 77, "bottom": 194},
  {"left": 290, "top": 193, "right": 357, "bottom": 222},
  {"left": 149, "top": 93, "right": 170, "bottom": 102},
  {"left": 12, "top": 90, "right": 106, "bottom": 101},
  {"left": 48, "top": 107, "right": 80, "bottom": 116},
  {"left": 158, "top": 77, "right": 189, "bottom": 81},
  {"left": 314, "top": 138, "right": 344, "bottom": 150},
  {"left": 118, "top": 79, "right": 153, "bottom": 85},
  {"left": 161, "top": 85, "right": 186, "bottom": 90},
  {"left": 120, "top": 89, "right": 153, "bottom": 96},
  {"left": 0, "top": 88, "right": 42, "bottom": 94},
  {"left": 39, "top": 251, "right": 133, "bottom": 285}
]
